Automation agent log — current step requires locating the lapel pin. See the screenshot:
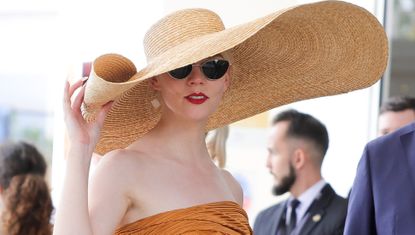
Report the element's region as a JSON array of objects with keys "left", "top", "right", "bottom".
[{"left": 312, "top": 214, "right": 321, "bottom": 222}]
